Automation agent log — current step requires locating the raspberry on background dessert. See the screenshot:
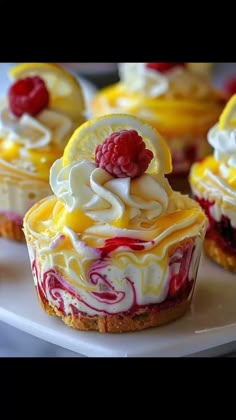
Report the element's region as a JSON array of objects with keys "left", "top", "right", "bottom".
[
  {"left": 0, "top": 63, "right": 85, "bottom": 241},
  {"left": 23, "top": 114, "right": 207, "bottom": 333},
  {"left": 91, "top": 63, "right": 225, "bottom": 192},
  {"left": 189, "top": 94, "right": 236, "bottom": 271}
]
